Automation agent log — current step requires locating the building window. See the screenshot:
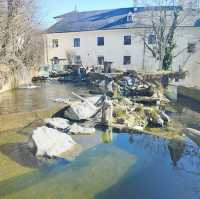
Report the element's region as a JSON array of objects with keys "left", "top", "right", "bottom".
[
  {"left": 124, "top": 35, "right": 132, "bottom": 45},
  {"left": 74, "top": 55, "right": 82, "bottom": 64},
  {"left": 123, "top": 56, "right": 131, "bottom": 65},
  {"left": 52, "top": 39, "right": 59, "bottom": 48},
  {"left": 97, "top": 37, "right": 104, "bottom": 46},
  {"left": 188, "top": 42, "right": 196, "bottom": 53},
  {"left": 148, "top": 34, "right": 156, "bottom": 45},
  {"left": 74, "top": 38, "right": 80, "bottom": 47},
  {"left": 98, "top": 56, "right": 104, "bottom": 65}
]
